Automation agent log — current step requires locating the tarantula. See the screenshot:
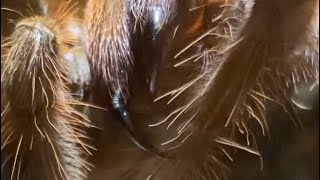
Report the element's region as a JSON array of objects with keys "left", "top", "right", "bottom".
[{"left": 1, "top": 0, "right": 319, "bottom": 180}]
